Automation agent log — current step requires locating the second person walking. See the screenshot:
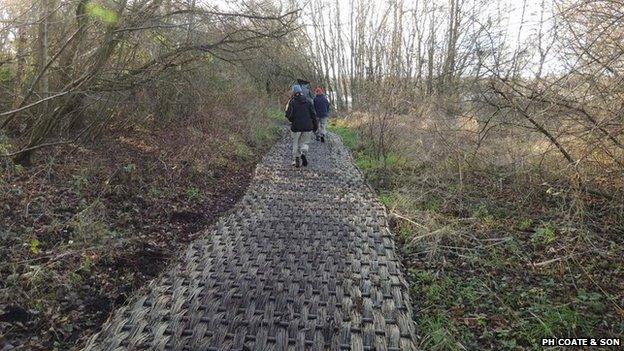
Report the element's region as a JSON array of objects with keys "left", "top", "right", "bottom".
[{"left": 313, "top": 87, "right": 330, "bottom": 143}]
